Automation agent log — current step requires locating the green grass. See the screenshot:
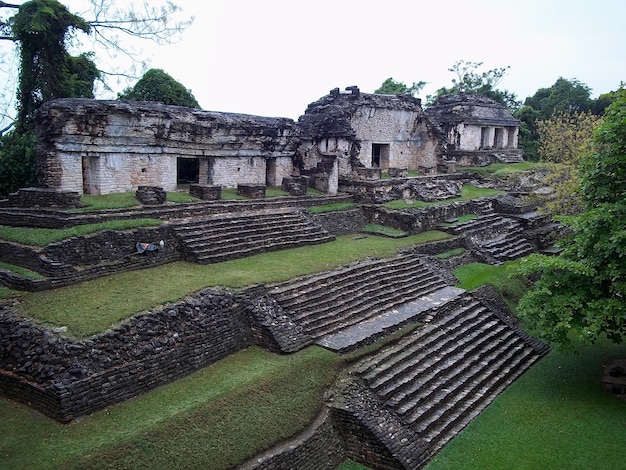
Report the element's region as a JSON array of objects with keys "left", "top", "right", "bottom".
[
  {"left": 0, "top": 219, "right": 162, "bottom": 246},
  {"left": 425, "top": 340, "right": 626, "bottom": 470},
  {"left": 15, "top": 232, "right": 452, "bottom": 337},
  {"left": 0, "top": 262, "right": 44, "bottom": 280},
  {"left": 362, "top": 223, "right": 407, "bottom": 237},
  {"left": 453, "top": 261, "right": 529, "bottom": 310},
  {"left": 384, "top": 185, "right": 505, "bottom": 210},
  {"left": 435, "top": 248, "right": 466, "bottom": 259},
  {"left": 76, "top": 191, "right": 200, "bottom": 210},
  {"left": 307, "top": 202, "right": 358, "bottom": 213},
  {"left": 439, "top": 214, "right": 478, "bottom": 227},
  {"left": 0, "top": 346, "right": 341, "bottom": 470},
  {"left": 459, "top": 162, "right": 546, "bottom": 177}
]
